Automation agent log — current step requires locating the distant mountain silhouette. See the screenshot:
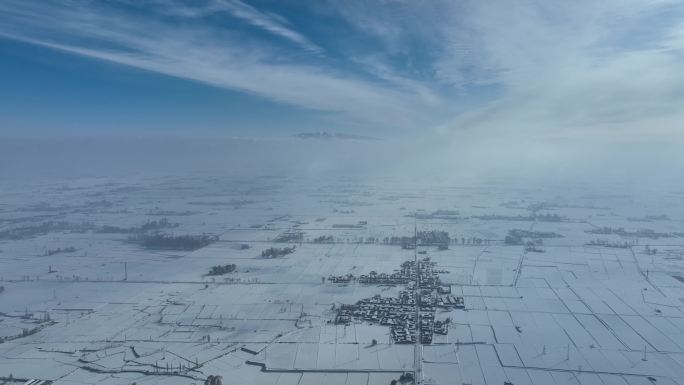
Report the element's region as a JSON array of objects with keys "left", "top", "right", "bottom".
[{"left": 293, "top": 132, "right": 378, "bottom": 141}]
